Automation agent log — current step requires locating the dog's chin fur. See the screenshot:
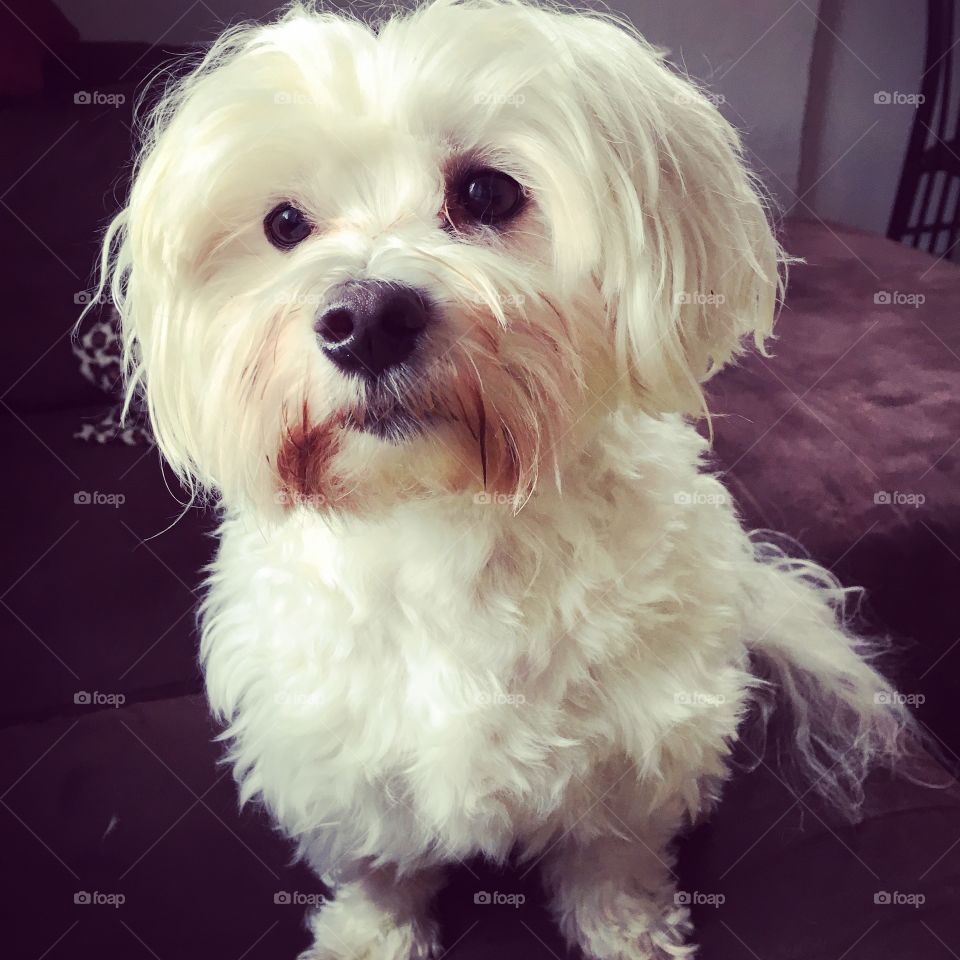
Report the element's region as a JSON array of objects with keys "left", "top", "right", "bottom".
[{"left": 97, "top": 1, "right": 916, "bottom": 957}]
